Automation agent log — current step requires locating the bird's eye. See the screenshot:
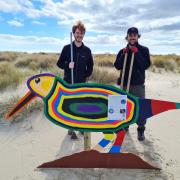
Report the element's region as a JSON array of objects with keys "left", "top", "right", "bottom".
[{"left": 35, "top": 78, "right": 40, "bottom": 84}]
